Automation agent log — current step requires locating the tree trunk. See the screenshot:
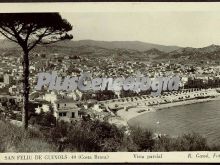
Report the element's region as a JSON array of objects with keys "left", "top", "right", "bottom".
[{"left": 22, "top": 48, "right": 29, "bottom": 130}]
